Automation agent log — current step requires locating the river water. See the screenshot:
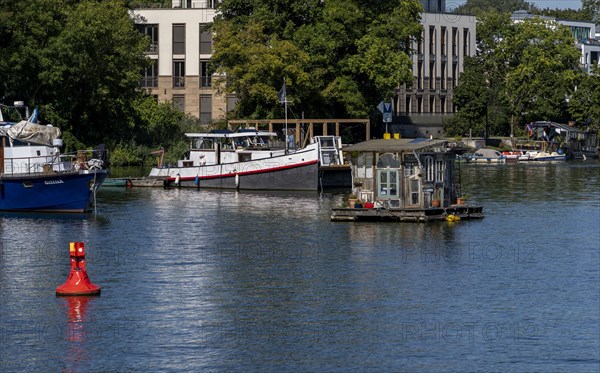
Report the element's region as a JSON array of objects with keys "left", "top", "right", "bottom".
[{"left": 0, "top": 161, "right": 598, "bottom": 372}]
